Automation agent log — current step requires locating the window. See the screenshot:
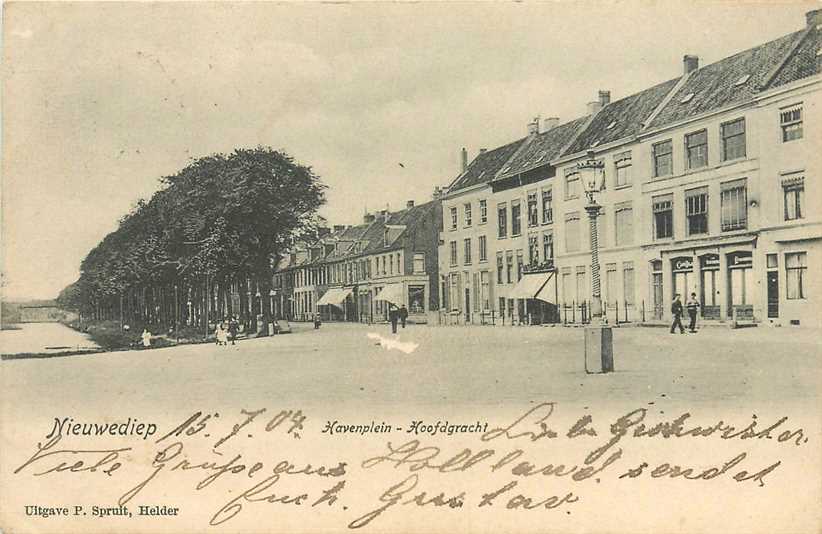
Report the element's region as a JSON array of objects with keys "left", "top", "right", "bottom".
[
  {"left": 541, "top": 188, "right": 553, "bottom": 223},
  {"left": 780, "top": 105, "right": 803, "bottom": 142},
  {"left": 685, "top": 187, "right": 708, "bottom": 235},
  {"left": 653, "top": 194, "right": 673, "bottom": 239},
  {"left": 463, "top": 238, "right": 472, "bottom": 265},
  {"left": 449, "top": 241, "right": 457, "bottom": 266},
  {"left": 622, "top": 262, "right": 635, "bottom": 305},
  {"left": 527, "top": 192, "right": 538, "bottom": 227},
  {"left": 614, "top": 151, "right": 632, "bottom": 187},
  {"left": 449, "top": 207, "right": 457, "bottom": 230},
  {"left": 575, "top": 267, "right": 586, "bottom": 303},
  {"left": 479, "top": 199, "right": 488, "bottom": 224},
  {"left": 505, "top": 252, "right": 514, "bottom": 284},
  {"left": 449, "top": 273, "right": 461, "bottom": 312},
  {"left": 528, "top": 234, "right": 539, "bottom": 265},
  {"left": 413, "top": 253, "right": 425, "bottom": 274},
  {"left": 653, "top": 140, "right": 673, "bottom": 177},
  {"left": 720, "top": 178, "right": 747, "bottom": 231},
  {"left": 783, "top": 174, "right": 804, "bottom": 221},
  {"left": 497, "top": 203, "right": 507, "bottom": 238},
  {"left": 596, "top": 210, "right": 607, "bottom": 249},
  {"left": 542, "top": 230, "right": 554, "bottom": 261},
  {"left": 481, "top": 271, "right": 491, "bottom": 310},
  {"left": 389, "top": 254, "right": 394, "bottom": 275},
  {"left": 605, "top": 263, "right": 617, "bottom": 303},
  {"left": 614, "top": 201, "right": 633, "bottom": 246},
  {"left": 464, "top": 203, "right": 472, "bottom": 227},
  {"left": 511, "top": 200, "right": 522, "bottom": 236},
  {"left": 565, "top": 212, "right": 580, "bottom": 252},
  {"left": 721, "top": 118, "right": 746, "bottom": 161},
  {"left": 478, "top": 235, "right": 487, "bottom": 262},
  {"left": 786, "top": 252, "right": 806, "bottom": 300},
  {"left": 565, "top": 170, "right": 580, "bottom": 200},
  {"left": 496, "top": 252, "right": 504, "bottom": 284},
  {"left": 685, "top": 129, "right": 708, "bottom": 169},
  {"left": 397, "top": 253, "right": 402, "bottom": 275},
  {"left": 516, "top": 250, "right": 524, "bottom": 281}
]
